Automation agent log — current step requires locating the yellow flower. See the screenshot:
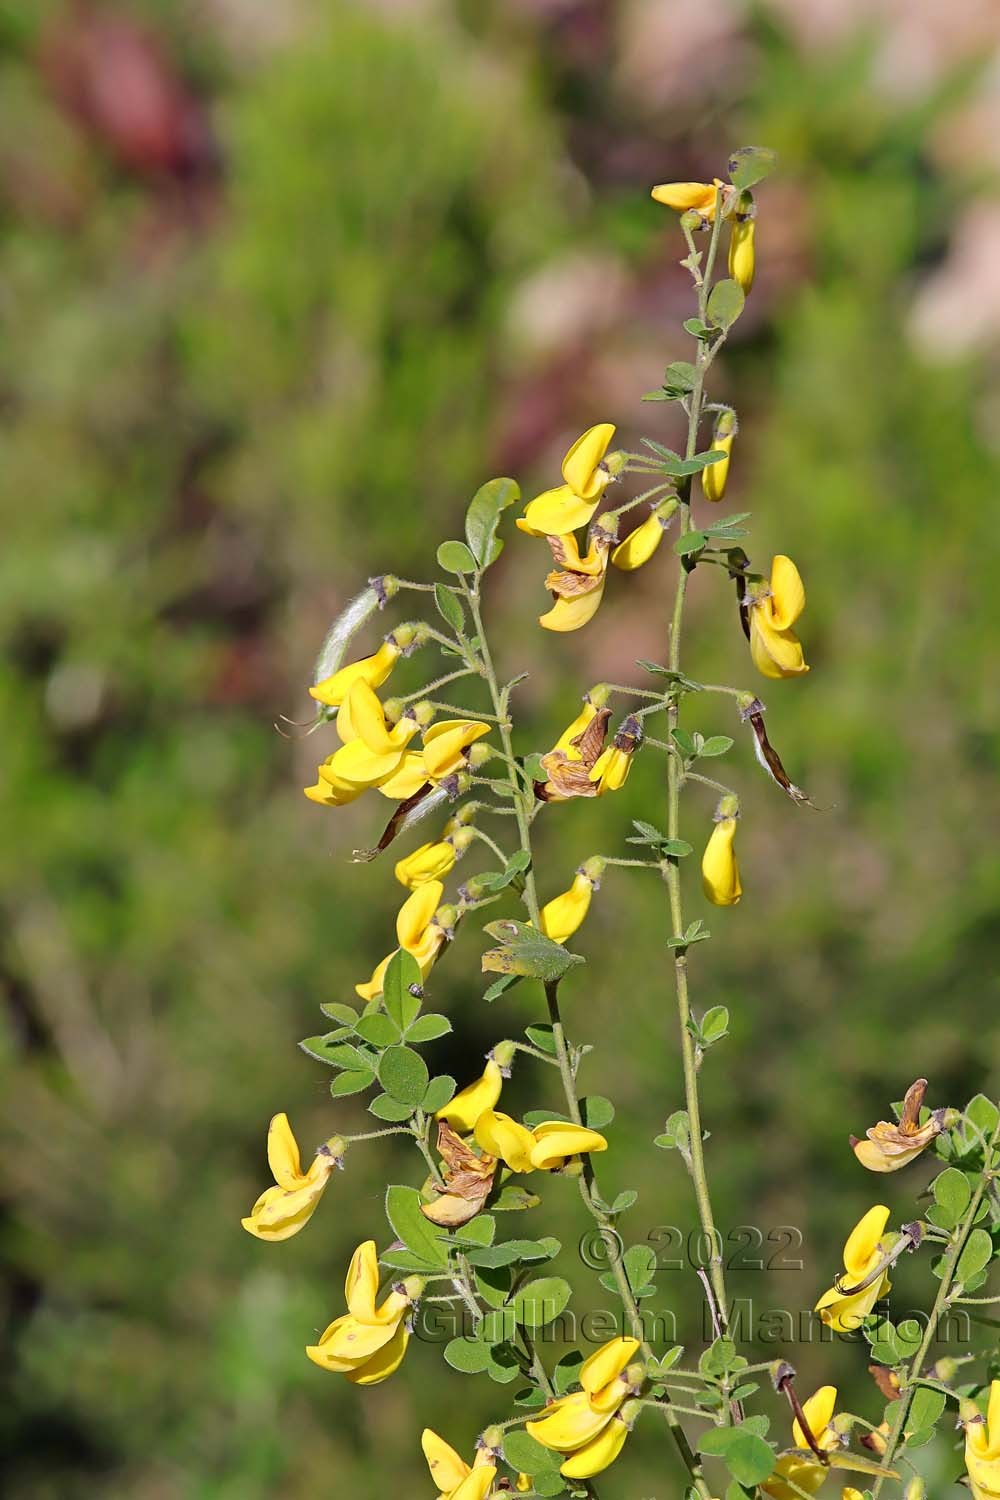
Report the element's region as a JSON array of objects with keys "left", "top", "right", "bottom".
[
  {"left": 356, "top": 880, "right": 447, "bottom": 1000},
  {"left": 527, "top": 1337, "right": 640, "bottom": 1478},
  {"left": 729, "top": 214, "right": 756, "bottom": 294},
  {"left": 748, "top": 555, "right": 810, "bottom": 680},
  {"left": 702, "top": 410, "right": 736, "bottom": 503},
  {"left": 241, "top": 1112, "right": 342, "bottom": 1241},
  {"left": 422, "top": 719, "right": 492, "bottom": 780},
  {"left": 436, "top": 1059, "right": 504, "bottom": 1134},
  {"left": 537, "top": 689, "right": 614, "bottom": 801},
  {"left": 306, "top": 1240, "right": 420, "bottom": 1384},
  {"left": 518, "top": 424, "right": 617, "bottom": 535},
  {"left": 611, "top": 497, "right": 677, "bottom": 570},
  {"left": 304, "top": 754, "right": 364, "bottom": 807},
  {"left": 702, "top": 801, "right": 742, "bottom": 906},
  {"left": 964, "top": 1382, "right": 1000, "bottom": 1500},
  {"left": 538, "top": 866, "right": 600, "bottom": 945},
  {"left": 650, "top": 178, "right": 723, "bottom": 219},
  {"left": 589, "top": 715, "right": 641, "bottom": 794},
  {"left": 421, "top": 1429, "right": 496, "bottom": 1500},
  {"left": 816, "top": 1205, "right": 892, "bottom": 1333},
  {"left": 851, "top": 1077, "right": 948, "bottom": 1173},
  {"left": 309, "top": 637, "right": 403, "bottom": 707},
  {"left": 394, "top": 825, "right": 474, "bottom": 890},
  {"left": 318, "top": 679, "right": 421, "bottom": 796},
  {"left": 763, "top": 1386, "right": 839, "bottom": 1500},
  {"left": 539, "top": 524, "right": 613, "bottom": 632},
  {"left": 473, "top": 1110, "right": 607, "bottom": 1174}
]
